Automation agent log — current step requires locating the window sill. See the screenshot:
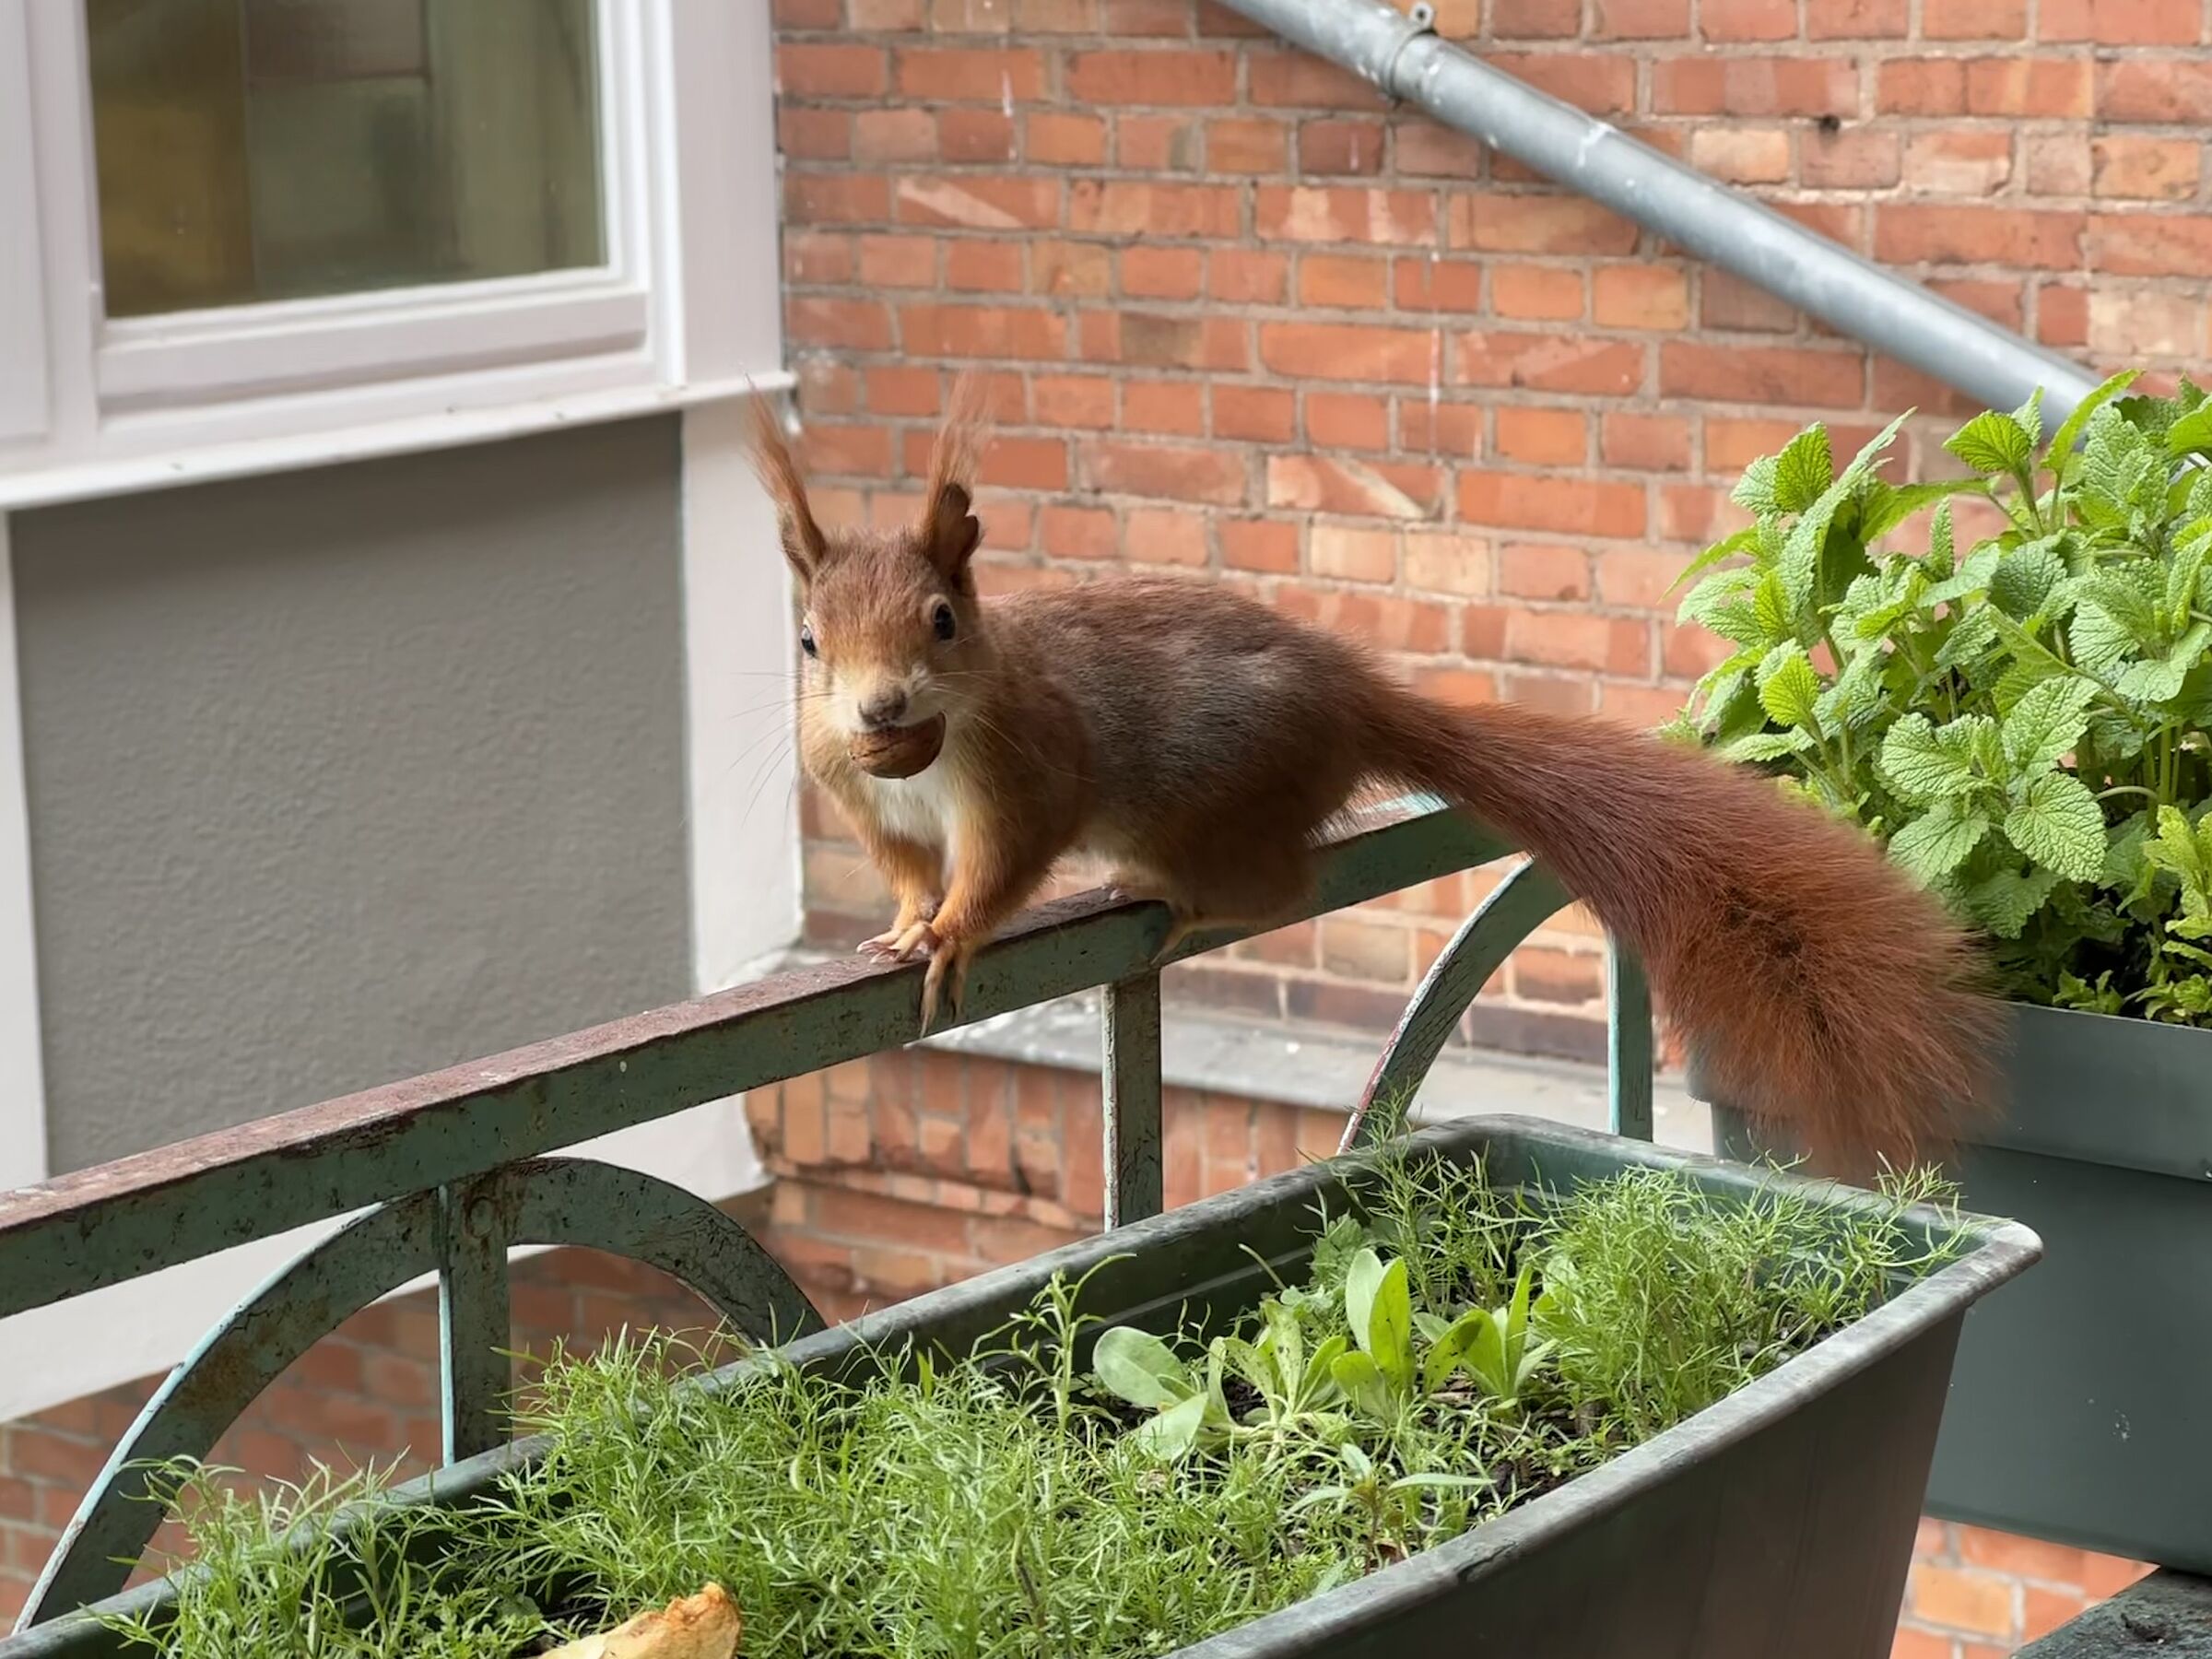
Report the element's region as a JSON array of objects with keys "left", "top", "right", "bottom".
[{"left": 0, "top": 369, "right": 794, "bottom": 514}]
